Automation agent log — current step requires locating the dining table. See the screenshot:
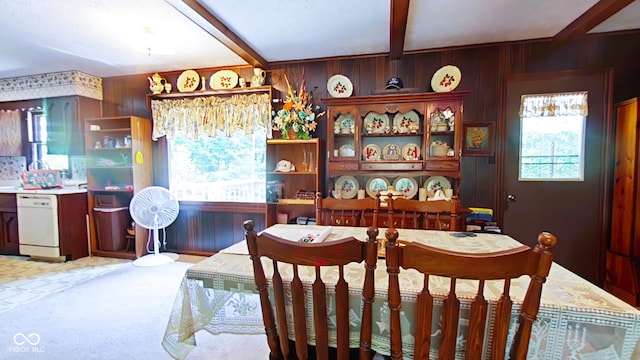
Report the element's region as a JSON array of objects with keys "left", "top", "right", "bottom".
[{"left": 162, "top": 224, "right": 640, "bottom": 360}]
